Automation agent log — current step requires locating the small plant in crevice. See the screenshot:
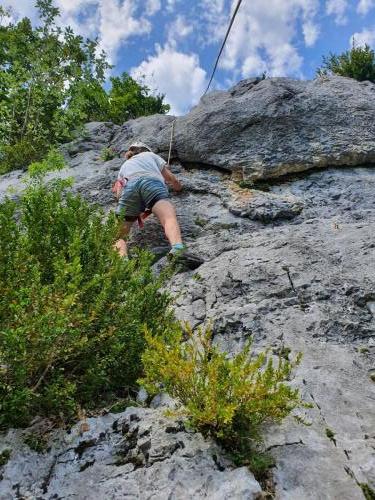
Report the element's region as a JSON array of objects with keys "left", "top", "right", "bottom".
[
  {"left": 140, "top": 324, "right": 307, "bottom": 478},
  {"left": 273, "top": 346, "right": 291, "bottom": 361},
  {"left": 100, "top": 147, "right": 116, "bottom": 162},
  {"left": 194, "top": 216, "right": 208, "bottom": 227},
  {"left": 0, "top": 449, "right": 11, "bottom": 467},
  {"left": 238, "top": 180, "right": 254, "bottom": 190},
  {"left": 192, "top": 272, "right": 203, "bottom": 282},
  {"left": 23, "top": 433, "right": 49, "bottom": 454},
  {"left": 360, "top": 483, "right": 375, "bottom": 500}
]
